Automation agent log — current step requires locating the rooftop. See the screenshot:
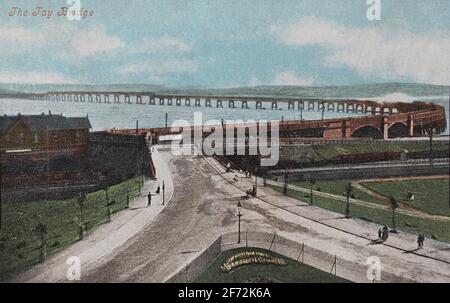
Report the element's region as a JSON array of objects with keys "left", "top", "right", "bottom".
[{"left": 0, "top": 111, "right": 92, "bottom": 133}]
